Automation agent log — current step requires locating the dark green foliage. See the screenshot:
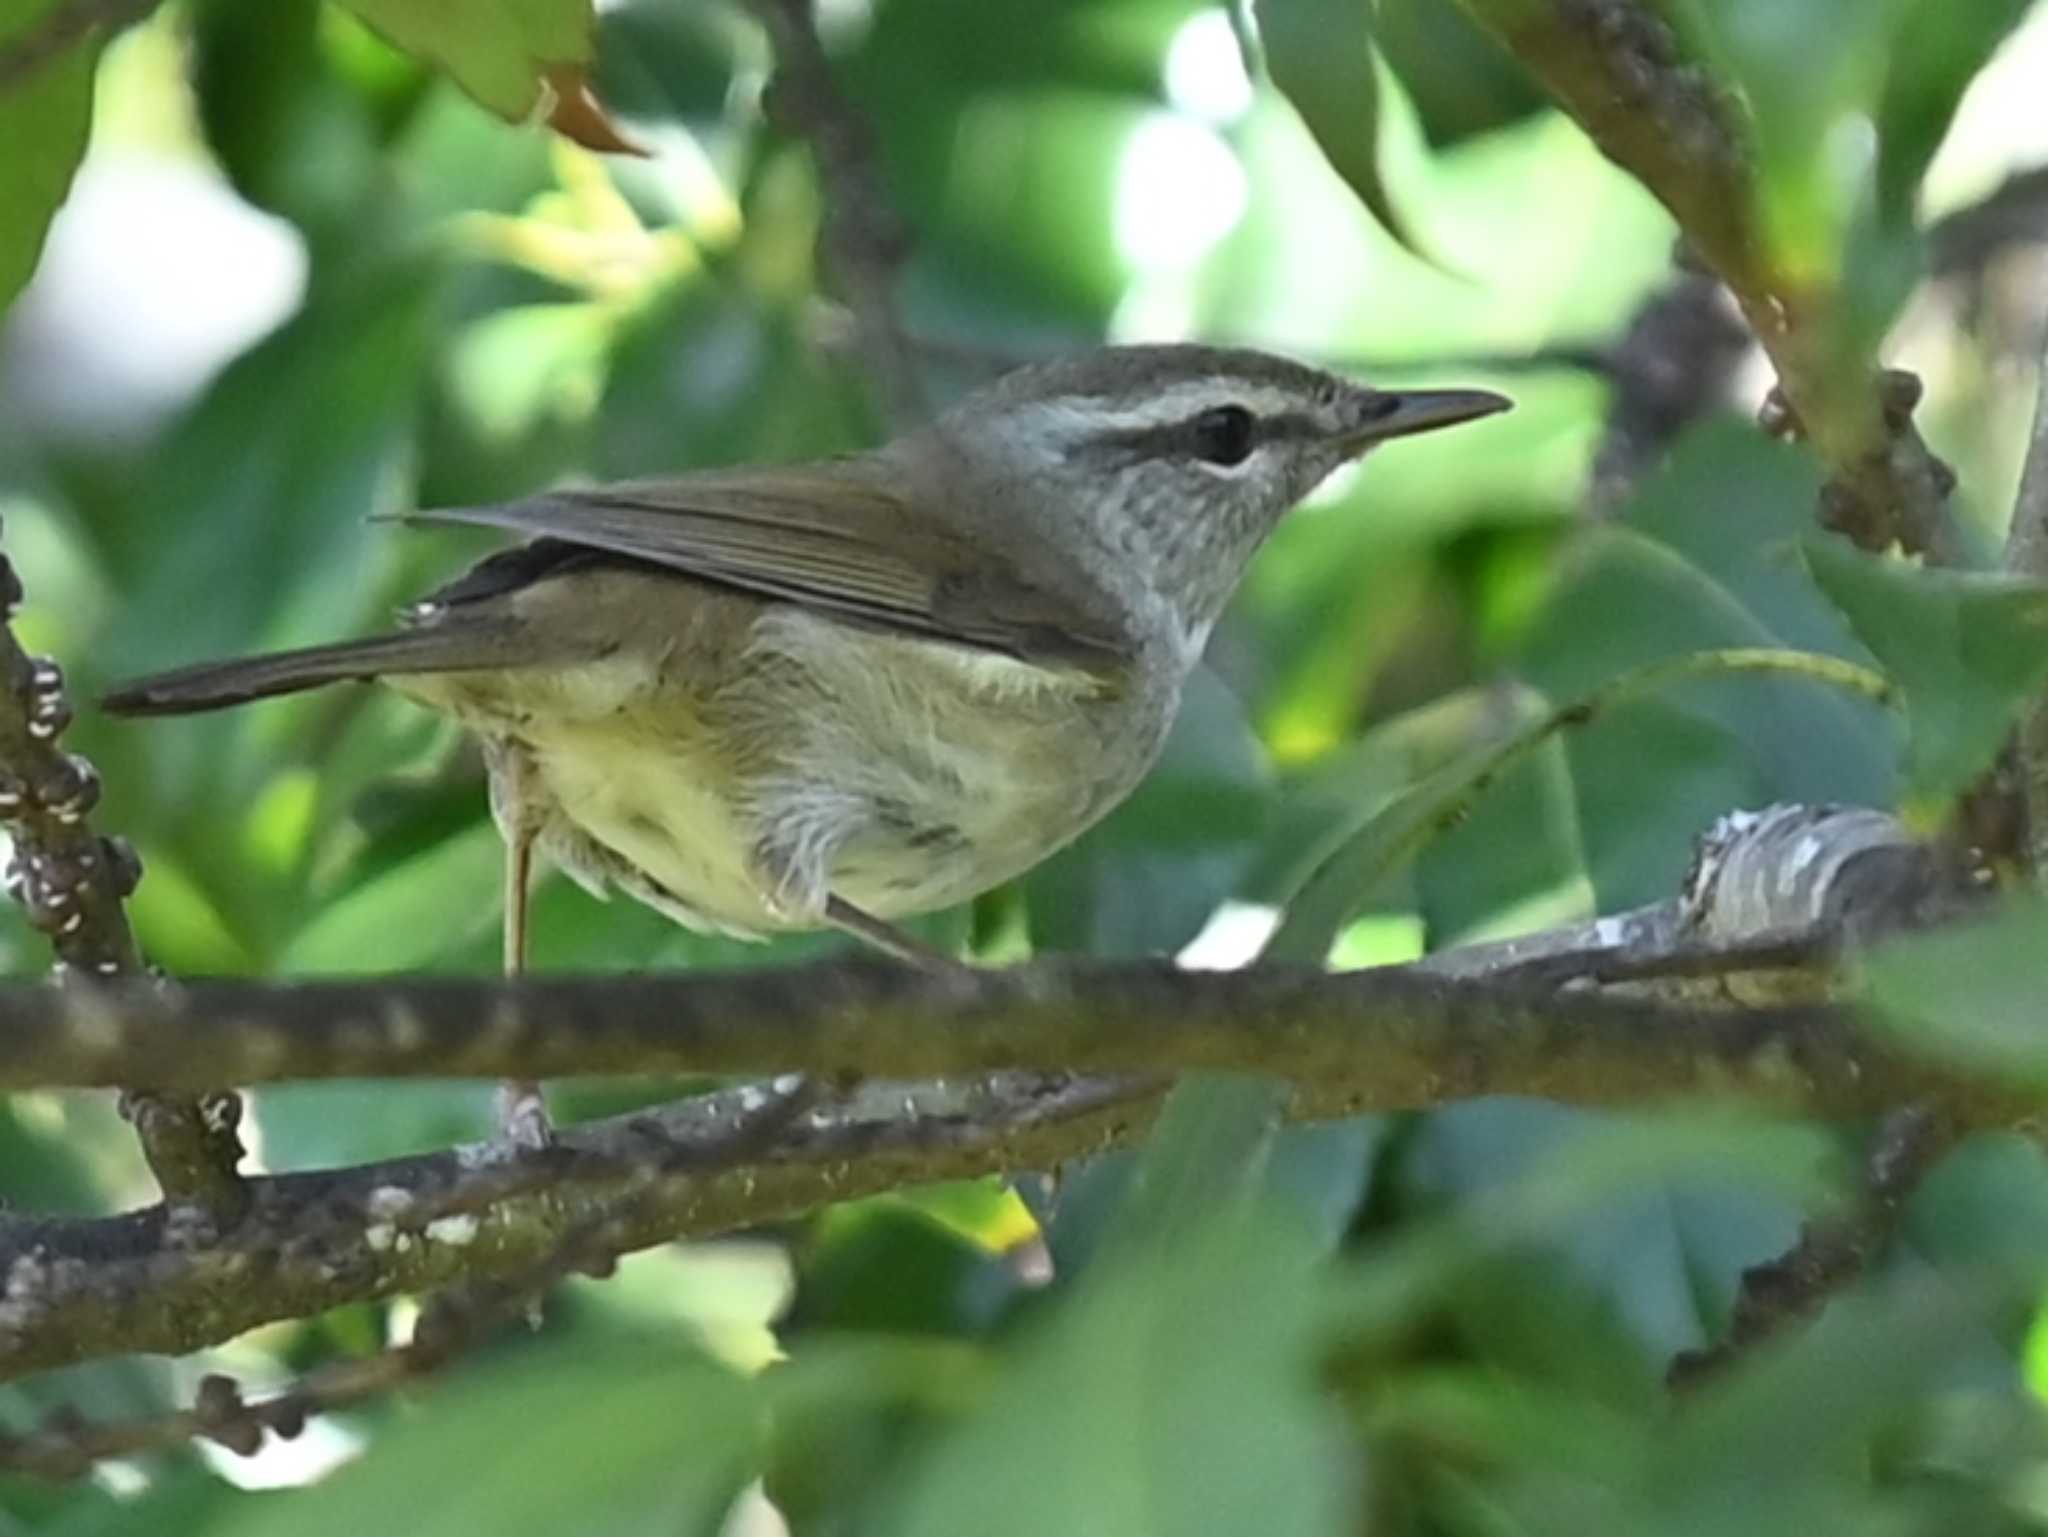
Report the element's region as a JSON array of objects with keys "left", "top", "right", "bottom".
[{"left": 1, "top": 0, "right": 2046, "bottom": 1528}]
